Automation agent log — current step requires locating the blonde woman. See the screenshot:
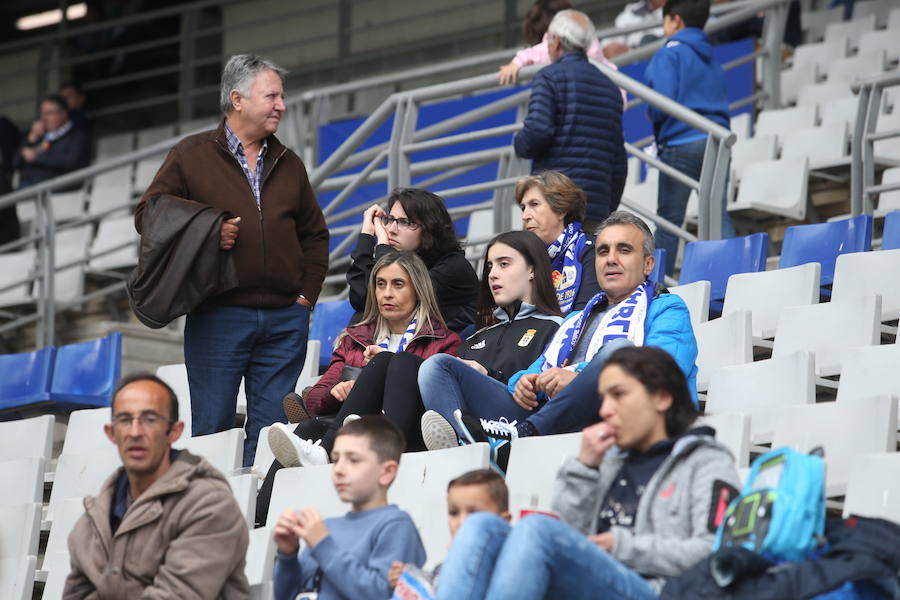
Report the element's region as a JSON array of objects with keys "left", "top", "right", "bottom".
[{"left": 269, "top": 252, "right": 460, "bottom": 463}]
